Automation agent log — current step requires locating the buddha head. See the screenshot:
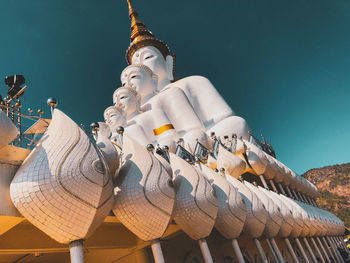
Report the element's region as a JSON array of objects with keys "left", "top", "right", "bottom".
[
  {"left": 113, "top": 86, "right": 142, "bottom": 120},
  {"left": 104, "top": 106, "right": 125, "bottom": 131},
  {"left": 125, "top": 0, "right": 175, "bottom": 89},
  {"left": 120, "top": 64, "right": 158, "bottom": 104}
]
